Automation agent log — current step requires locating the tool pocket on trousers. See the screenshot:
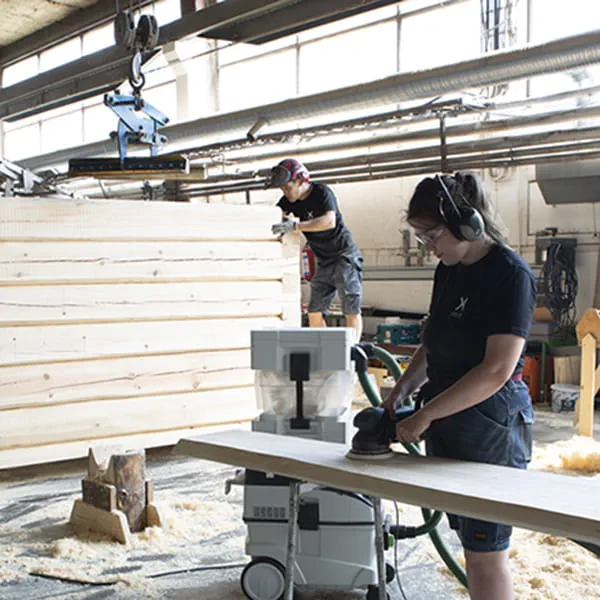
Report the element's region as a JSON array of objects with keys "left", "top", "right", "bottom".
[
  {"left": 461, "top": 407, "right": 511, "bottom": 466},
  {"left": 510, "top": 407, "right": 534, "bottom": 468}
]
